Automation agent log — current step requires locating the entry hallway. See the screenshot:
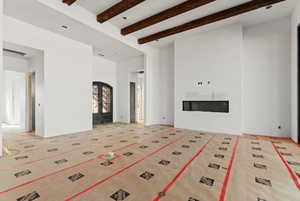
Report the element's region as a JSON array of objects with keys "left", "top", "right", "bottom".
[{"left": 0, "top": 124, "right": 299, "bottom": 201}]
